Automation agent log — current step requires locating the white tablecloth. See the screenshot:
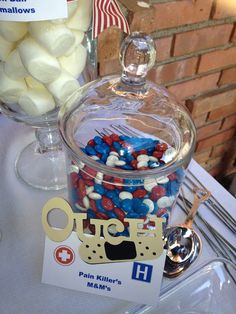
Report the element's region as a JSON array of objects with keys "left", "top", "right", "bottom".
[{"left": 0, "top": 115, "right": 235, "bottom": 314}]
